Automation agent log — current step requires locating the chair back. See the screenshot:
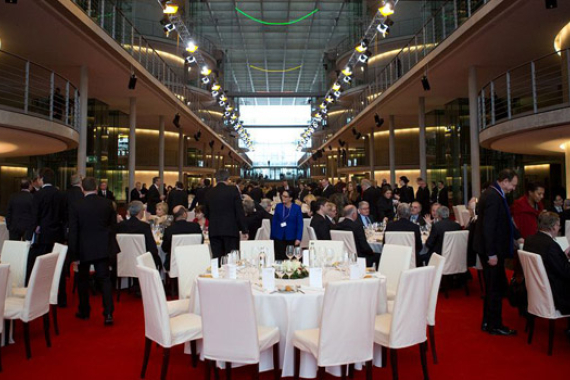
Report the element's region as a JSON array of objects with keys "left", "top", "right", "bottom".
[
  {"left": 49, "top": 243, "right": 68, "bottom": 305},
  {"left": 254, "top": 227, "right": 267, "bottom": 240},
  {"left": 426, "top": 253, "right": 446, "bottom": 326},
  {"left": 176, "top": 244, "right": 211, "bottom": 299},
  {"left": 555, "top": 237, "right": 569, "bottom": 252},
  {"left": 518, "top": 250, "right": 558, "bottom": 318},
  {"left": 186, "top": 211, "right": 196, "bottom": 222},
  {"left": 389, "top": 266, "right": 435, "bottom": 348},
  {"left": 384, "top": 231, "right": 416, "bottom": 268},
  {"left": 239, "top": 240, "right": 275, "bottom": 266},
  {"left": 136, "top": 265, "right": 173, "bottom": 347},
  {"left": 461, "top": 210, "right": 471, "bottom": 228},
  {"left": 379, "top": 244, "right": 412, "bottom": 297},
  {"left": 0, "top": 222, "right": 8, "bottom": 250},
  {"left": 308, "top": 226, "right": 318, "bottom": 241},
  {"left": 308, "top": 240, "right": 346, "bottom": 262},
  {"left": 136, "top": 252, "right": 157, "bottom": 269},
  {"left": 318, "top": 279, "right": 380, "bottom": 366},
  {"left": 116, "top": 234, "right": 146, "bottom": 278},
  {"left": 22, "top": 252, "right": 58, "bottom": 322},
  {"left": 441, "top": 230, "right": 469, "bottom": 275},
  {"left": 170, "top": 234, "right": 203, "bottom": 277},
  {"left": 330, "top": 231, "right": 357, "bottom": 256},
  {"left": 1, "top": 240, "right": 30, "bottom": 288},
  {"left": 0, "top": 264, "right": 10, "bottom": 334},
  {"left": 300, "top": 218, "right": 312, "bottom": 248},
  {"left": 197, "top": 279, "right": 261, "bottom": 364},
  {"left": 261, "top": 219, "right": 271, "bottom": 237}
]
